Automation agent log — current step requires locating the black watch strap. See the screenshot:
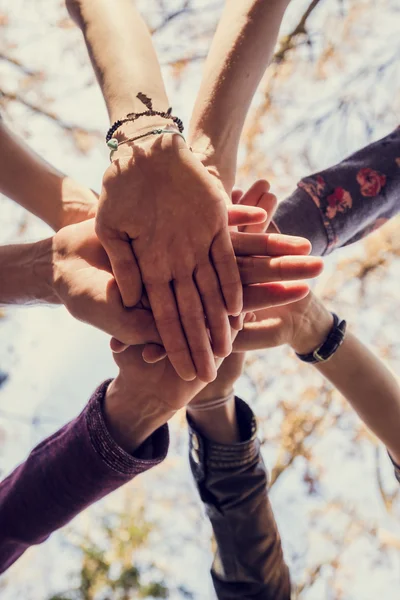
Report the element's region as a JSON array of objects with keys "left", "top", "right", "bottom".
[{"left": 295, "top": 313, "right": 347, "bottom": 364}]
